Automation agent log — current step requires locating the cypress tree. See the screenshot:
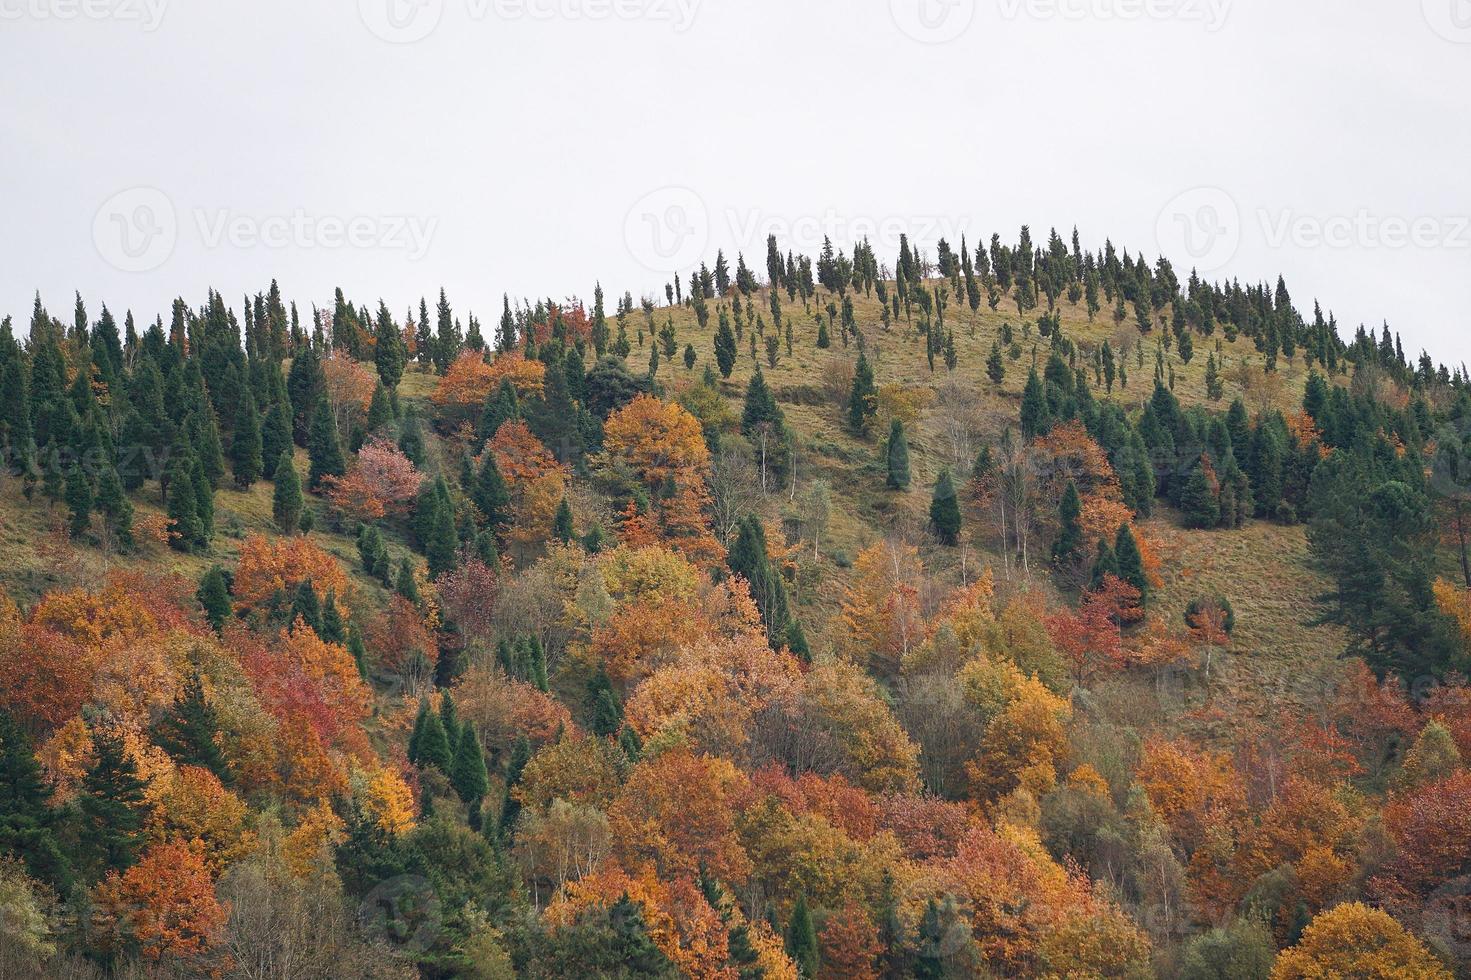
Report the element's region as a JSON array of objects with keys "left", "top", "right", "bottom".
[
  {"left": 1115, "top": 523, "right": 1149, "bottom": 603},
  {"left": 365, "top": 382, "right": 394, "bottom": 435},
  {"left": 930, "top": 468, "right": 961, "bottom": 544},
  {"left": 714, "top": 308, "right": 737, "bottom": 378},
  {"left": 307, "top": 397, "right": 345, "bottom": 491},
  {"left": 375, "top": 303, "right": 406, "bottom": 389},
  {"left": 1053, "top": 481, "right": 1083, "bottom": 563},
  {"left": 885, "top": 418, "right": 911, "bottom": 490},
  {"left": 272, "top": 451, "right": 303, "bottom": 533},
  {"left": 450, "top": 723, "right": 489, "bottom": 805},
  {"left": 986, "top": 341, "right": 1005, "bottom": 384},
  {"left": 816, "top": 317, "right": 831, "bottom": 349},
  {"left": 230, "top": 386, "right": 263, "bottom": 488},
  {"left": 197, "top": 565, "right": 232, "bottom": 631},
  {"left": 847, "top": 351, "right": 877, "bottom": 433},
  {"left": 785, "top": 895, "right": 819, "bottom": 978}
]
